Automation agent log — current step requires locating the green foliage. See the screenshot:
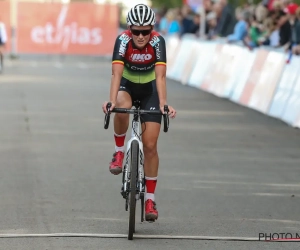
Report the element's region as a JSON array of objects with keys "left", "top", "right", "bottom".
[
  {"left": 150, "top": 0, "right": 183, "bottom": 9},
  {"left": 151, "top": 0, "right": 300, "bottom": 9}
]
